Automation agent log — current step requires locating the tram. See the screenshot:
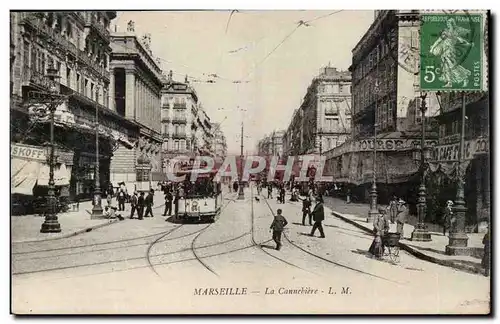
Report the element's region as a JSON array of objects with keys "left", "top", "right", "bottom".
[{"left": 175, "top": 165, "right": 223, "bottom": 223}]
